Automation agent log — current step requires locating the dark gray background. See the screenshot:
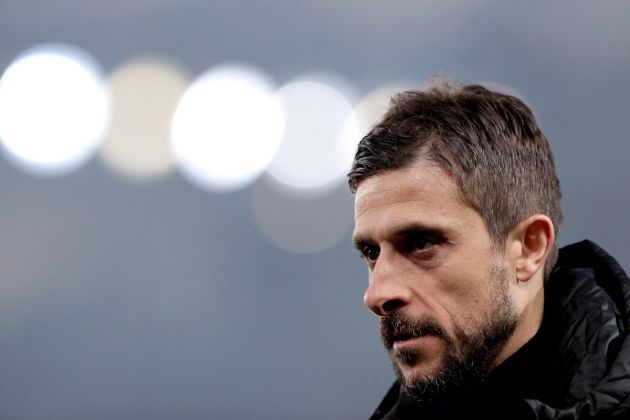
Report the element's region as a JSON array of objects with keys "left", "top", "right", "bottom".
[{"left": 1, "top": 1, "right": 629, "bottom": 419}]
